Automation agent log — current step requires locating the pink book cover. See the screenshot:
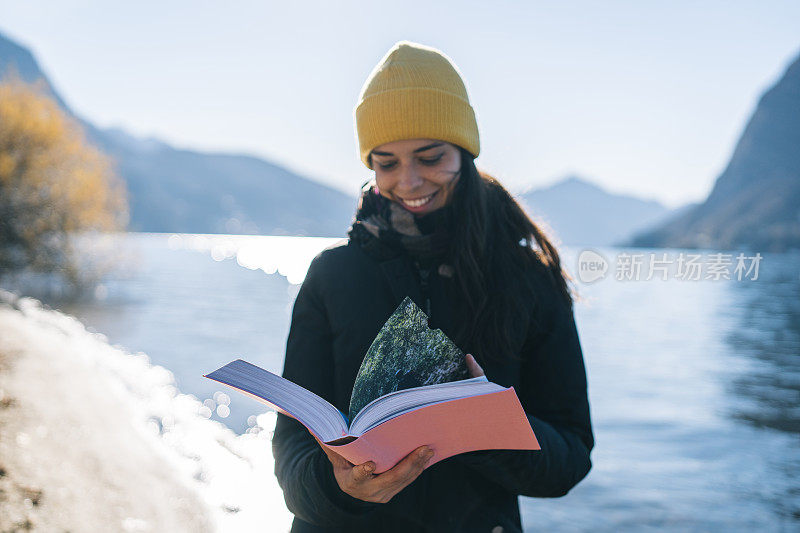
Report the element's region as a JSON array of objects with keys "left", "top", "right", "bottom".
[{"left": 321, "top": 387, "right": 540, "bottom": 473}]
